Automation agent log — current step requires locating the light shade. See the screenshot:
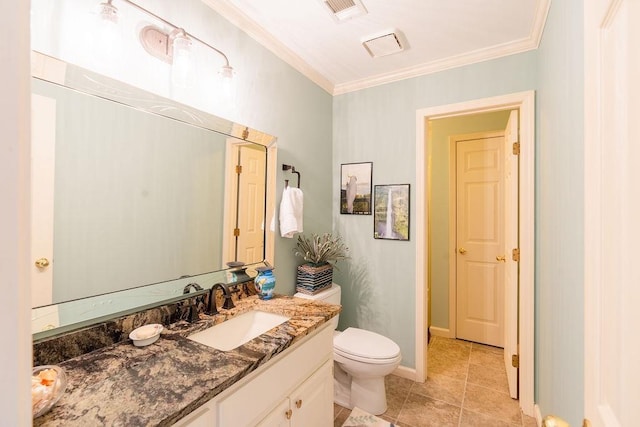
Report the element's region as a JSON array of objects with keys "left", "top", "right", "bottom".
[
  {"left": 171, "top": 31, "right": 192, "bottom": 88},
  {"left": 95, "top": 0, "right": 120, "bottom": 58},
  {"left": 219, "top": 64, "right": 235, "bottom": 101}
]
